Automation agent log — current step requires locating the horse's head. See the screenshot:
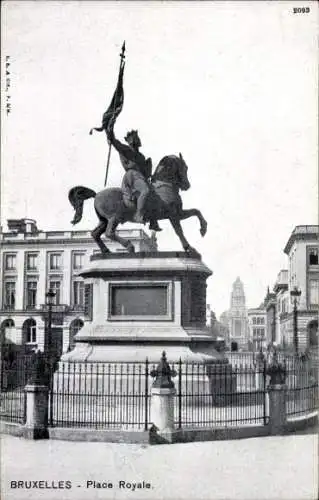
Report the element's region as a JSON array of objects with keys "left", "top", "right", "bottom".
[
  {"left": 177, "top": 153, "right": 191, "bottom": 191},
  {"left": 152, "top": 153, "right": 191, "bottom": 191}
]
